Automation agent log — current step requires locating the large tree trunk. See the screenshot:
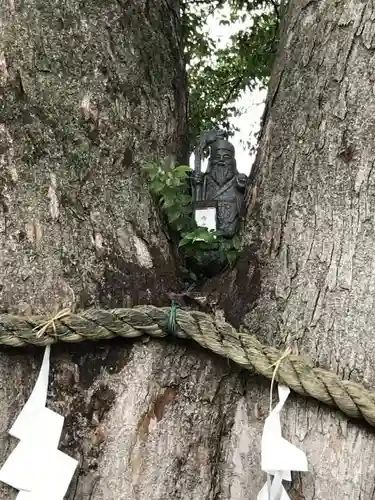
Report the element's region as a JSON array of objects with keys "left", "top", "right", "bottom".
[
  {"left": 0, "top": 2, "right": 266, "bottom": 500},
  {"left": 210, "top": 0, "right": 375, "bottom": 498},
  {"left": 1, "top": 0, "right": 373, "bottom": 499},
  {"left": 0, "top": 0, "right": 204, "bottom": 498}
]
